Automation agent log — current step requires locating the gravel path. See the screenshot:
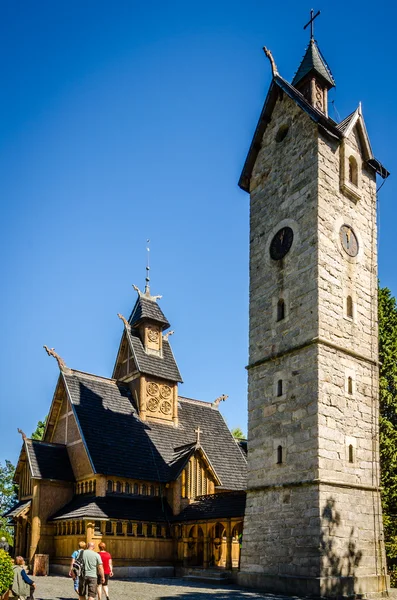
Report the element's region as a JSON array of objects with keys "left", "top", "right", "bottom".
[{"left": 30, "top": 575, "right": 302, "bottom": 600}]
